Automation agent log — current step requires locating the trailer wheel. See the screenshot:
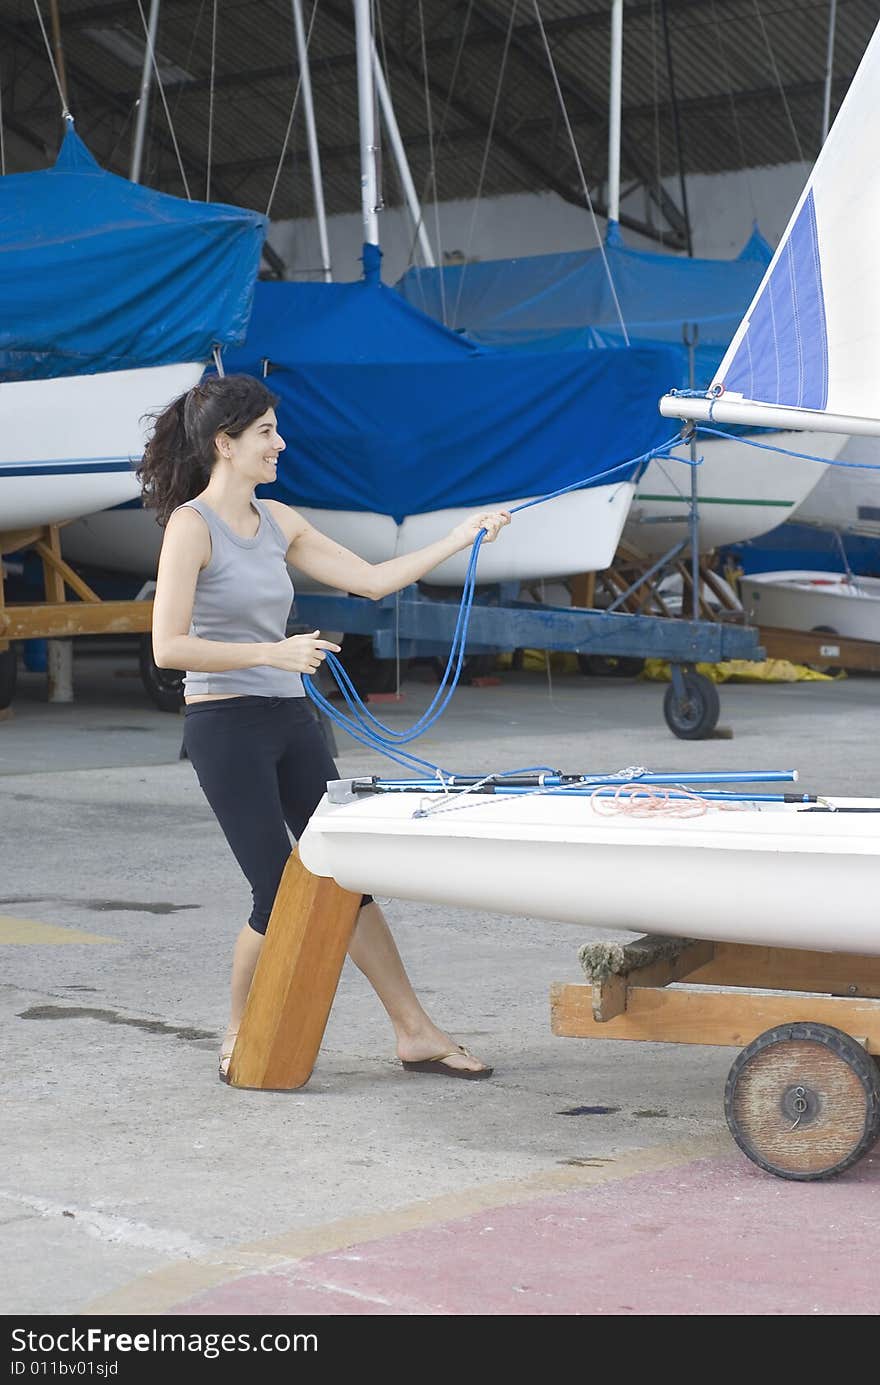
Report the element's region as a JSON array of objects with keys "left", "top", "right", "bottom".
[
  {"left": 663, "top": 670, "right": 719, "bottom": 739},
  {"left": 0, "top": 647, "right": 17, "bottom": 710},
  {"left": 725, "top": 1023, "right": 880, "bottom": 1181},
  {"left": 138, "top": 634, "right": 184, "bottom": 713},
  {"left": 340, "top": 634, "right": 407, "bottom": 696}
]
